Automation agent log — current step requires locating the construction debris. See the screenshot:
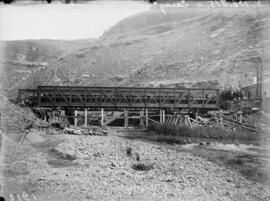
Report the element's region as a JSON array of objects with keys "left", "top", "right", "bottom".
[
  {"left": 63, "top": 127, "right": 108, "bottom": 136},
  {"left": 159, "top": 109, "right": 261, "bottom": 134}
]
